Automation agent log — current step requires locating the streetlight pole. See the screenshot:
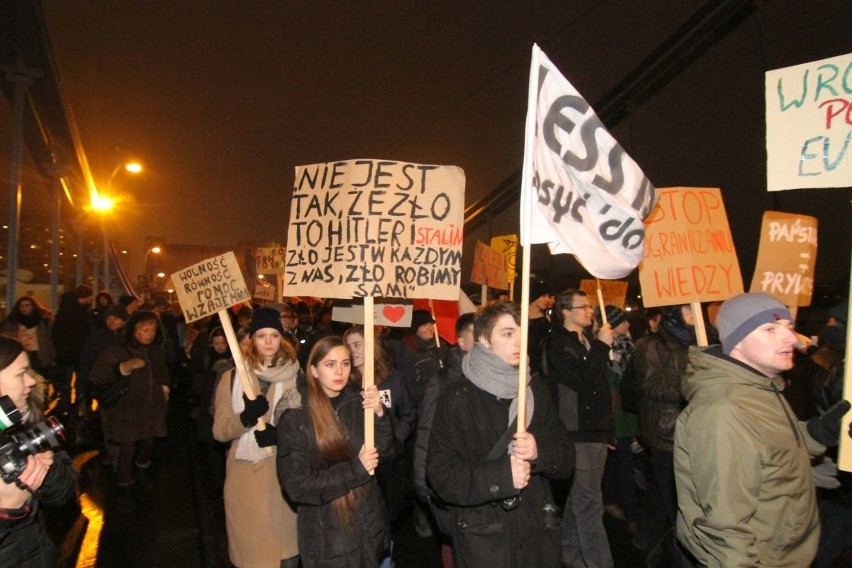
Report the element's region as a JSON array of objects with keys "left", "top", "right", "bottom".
[
  {"left": 98, "top": 161, "right": 141, "bottom": 296},
  {"left": 143, "top": 245, "right": 161, "bottom": 301}
]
